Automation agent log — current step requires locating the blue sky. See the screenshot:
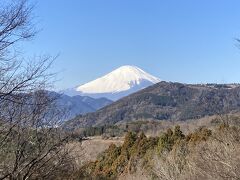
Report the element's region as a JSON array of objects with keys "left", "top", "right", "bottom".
[{"left": 24, "top": 0, "right": 240, "bottom": 89}]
